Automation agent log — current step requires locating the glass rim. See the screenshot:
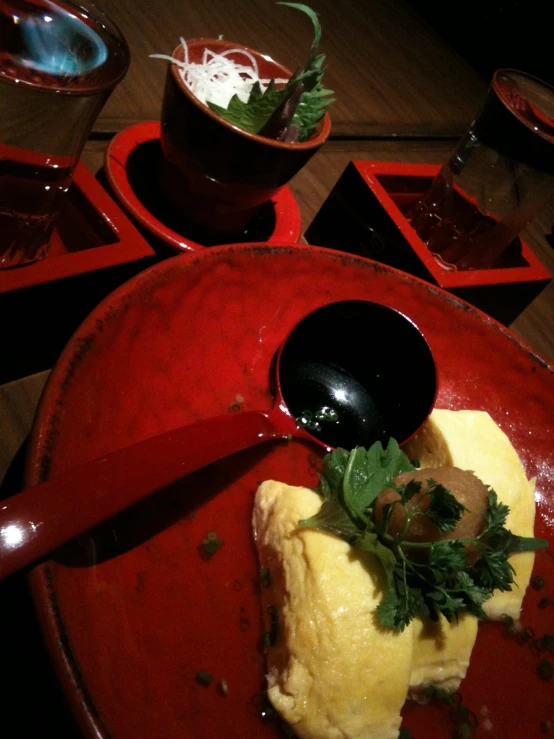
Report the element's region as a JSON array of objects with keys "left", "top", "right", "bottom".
[
  {"left": 492, "top": 67, "right": 554, "bottom": 143},
  {"left": 493, "top": 67, "right": 554, "bottom": 96},
  {"left": 0, "top": 0, "right": 130, "bottom": 96}
]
